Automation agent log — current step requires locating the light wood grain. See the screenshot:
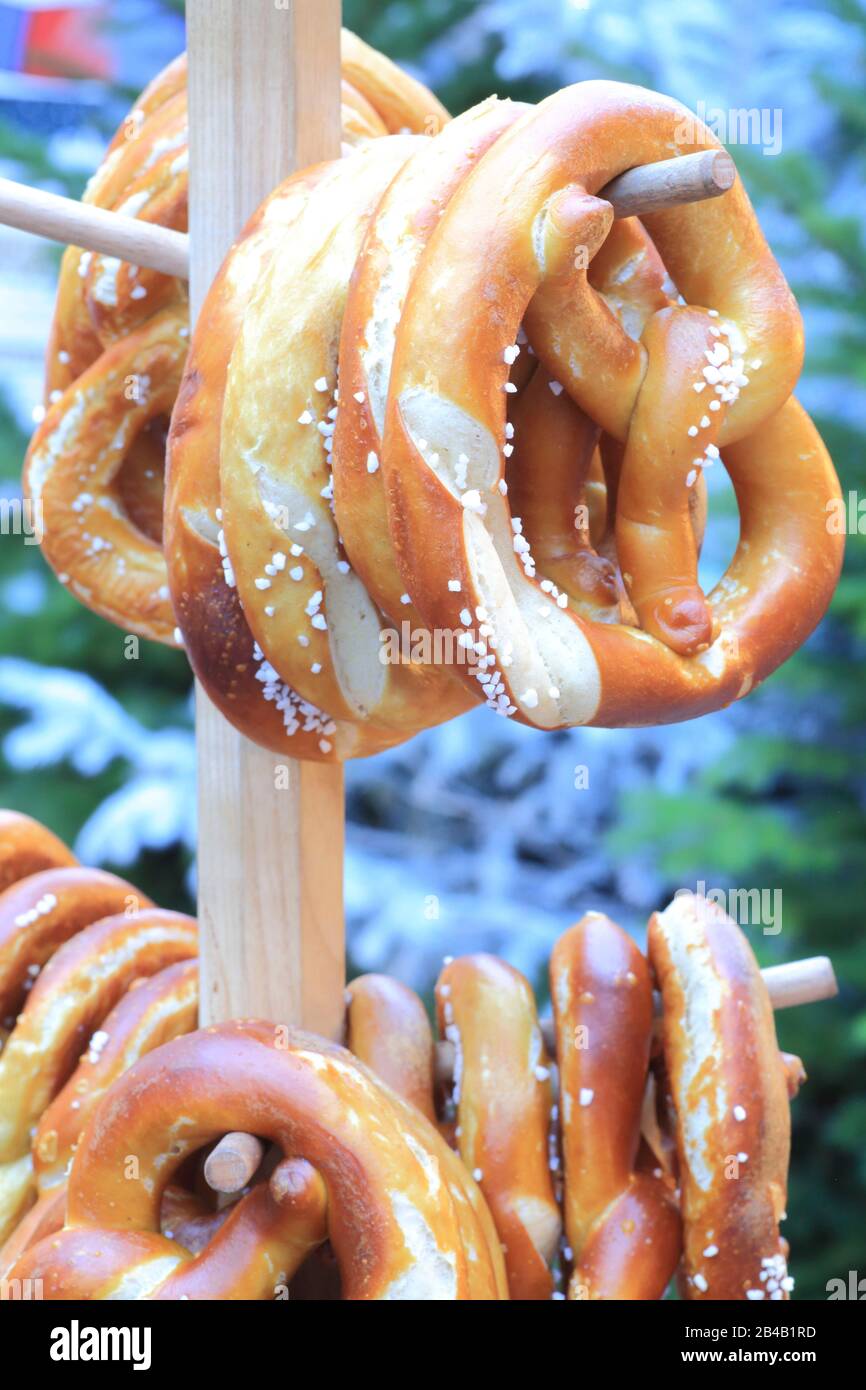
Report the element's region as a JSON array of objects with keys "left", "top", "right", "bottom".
[{"left": 188, "top": 0, "right": 345, "bottom": 1035}]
